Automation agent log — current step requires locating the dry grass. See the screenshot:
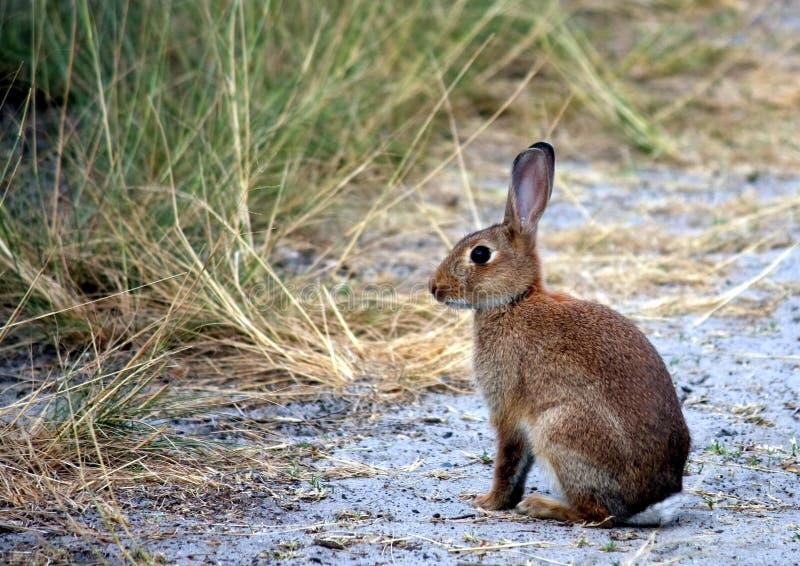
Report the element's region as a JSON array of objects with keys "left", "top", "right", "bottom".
[{"left": 1, "top": 0, "right": 799, "bottom": 555}]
